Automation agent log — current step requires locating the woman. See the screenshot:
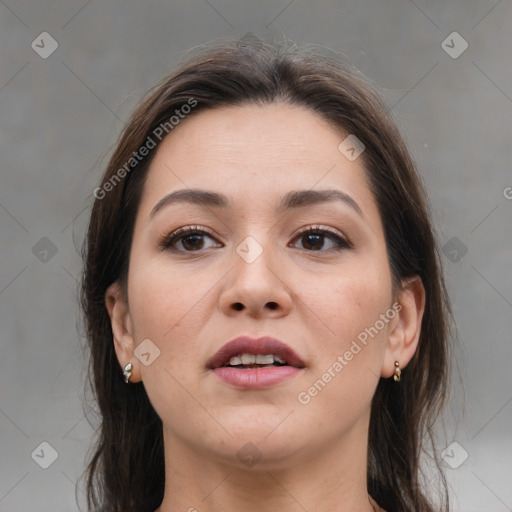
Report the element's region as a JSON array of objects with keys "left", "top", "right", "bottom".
[{"left": 81, "top": 37, "right": 452, "bottom": 512}]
